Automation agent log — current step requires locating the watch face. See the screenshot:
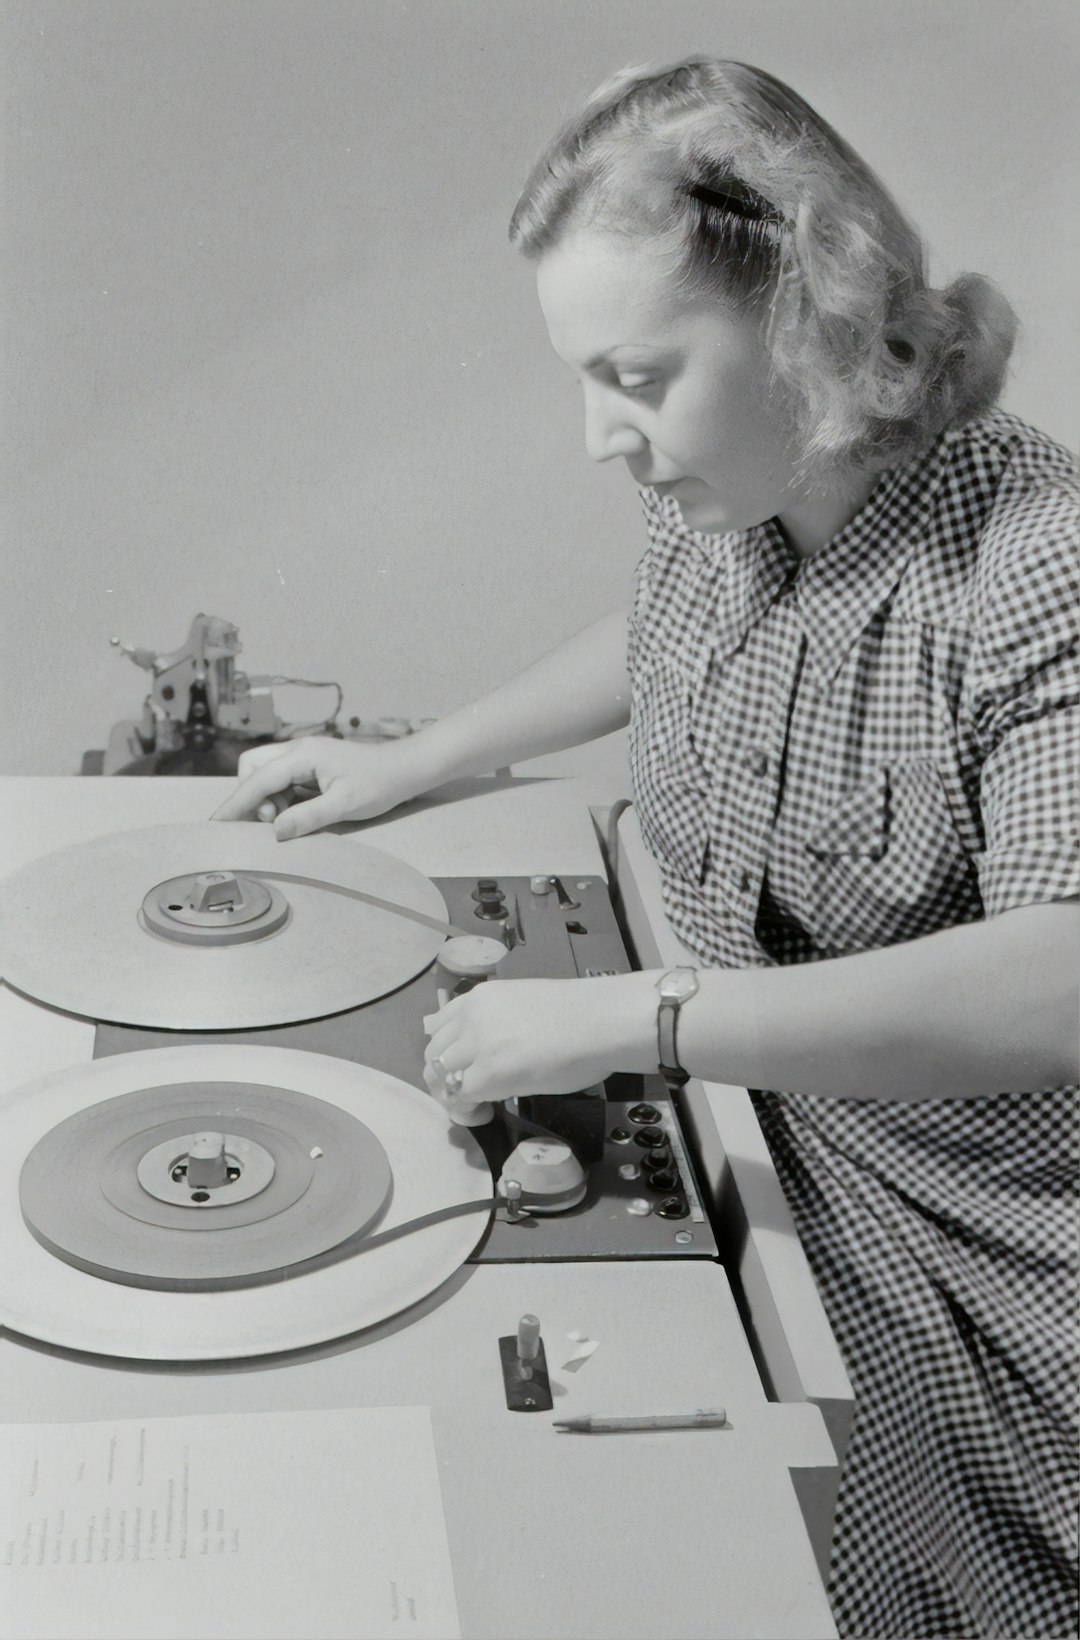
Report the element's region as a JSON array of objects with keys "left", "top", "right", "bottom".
[{"left": 661, "top": 969, "right": 698, "bottom": 1002}]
